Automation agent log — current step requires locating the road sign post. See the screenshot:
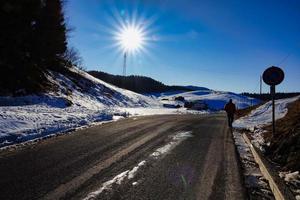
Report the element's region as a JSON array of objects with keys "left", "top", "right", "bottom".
[
  {"left": 270, "top": 85, "right": 275, "bottom": 135},
  {"left": 262, "top": 66, "right": 284, "bottom": 137}
]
